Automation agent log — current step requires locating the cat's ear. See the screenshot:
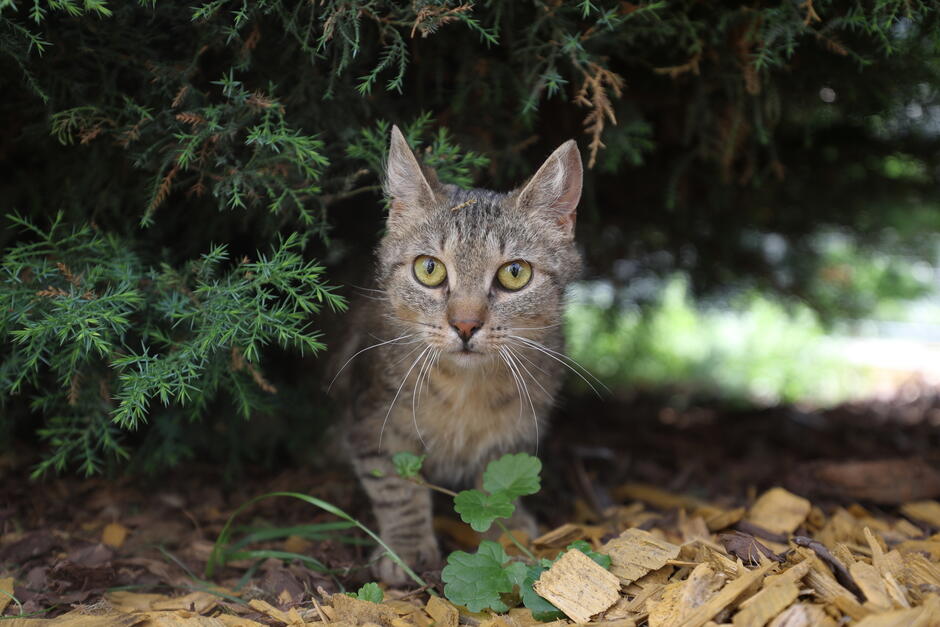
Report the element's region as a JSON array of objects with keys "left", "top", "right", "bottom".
[
  {"left": 385, "top": 125, "right": 437, "bottom": 224},
  {"left": 516, "top": 140, "right": 582, "bottom": 239}
]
